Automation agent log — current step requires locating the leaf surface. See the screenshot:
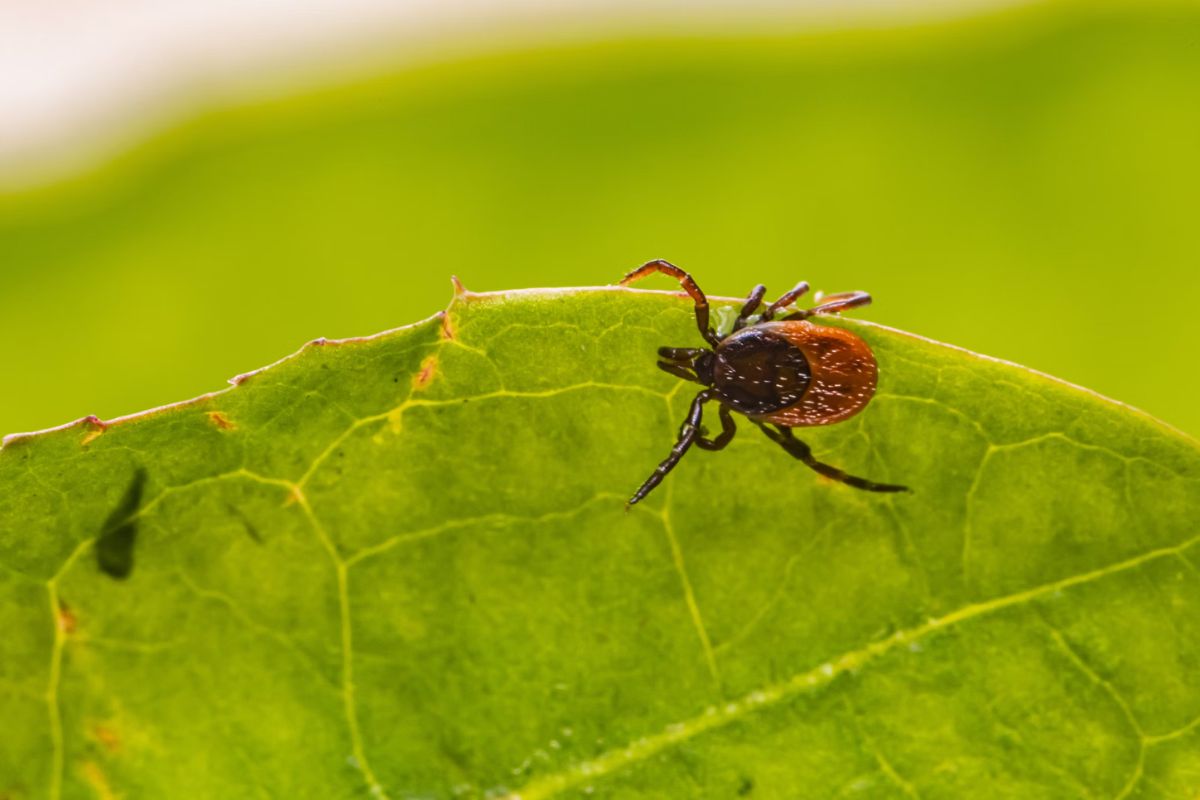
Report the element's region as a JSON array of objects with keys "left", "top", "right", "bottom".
[{"left": 2, "top": 287, "right": 1198, "bottom": 799}]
